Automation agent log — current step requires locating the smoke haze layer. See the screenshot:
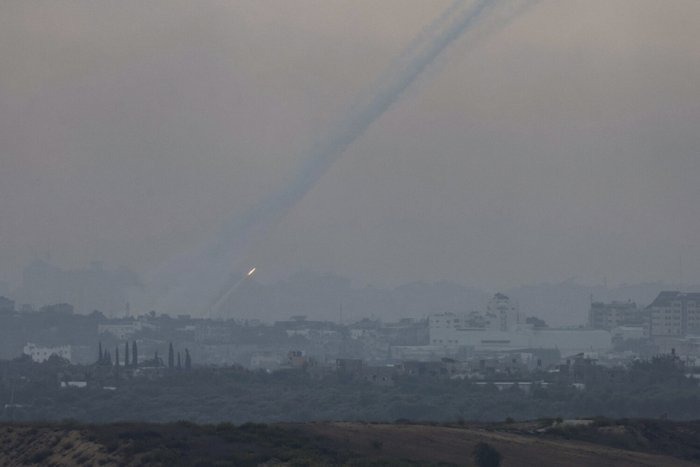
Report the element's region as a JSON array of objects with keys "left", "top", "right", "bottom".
[{"left": 151, "top": 0, "right": 532, "bottom": 316}]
